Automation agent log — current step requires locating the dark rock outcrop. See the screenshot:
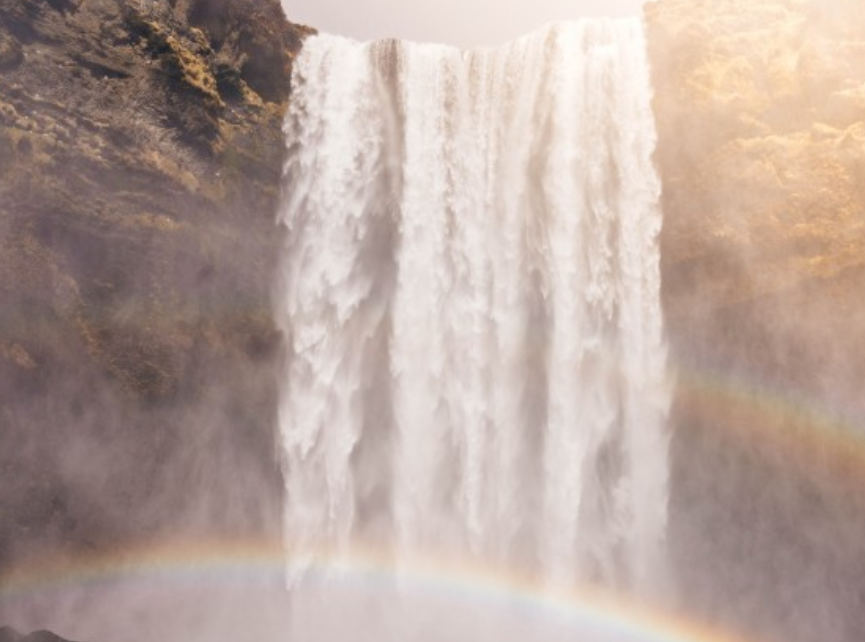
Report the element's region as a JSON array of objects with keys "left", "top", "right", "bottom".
[
  {"left": 648, "top": 2, "right": 865, "bottom": 642},
  {"left": 0, "top": 0, "right": 309, "bottom": 571},
  {"left": 0, "top": 627, "right": 74, "bottom": 642}
]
